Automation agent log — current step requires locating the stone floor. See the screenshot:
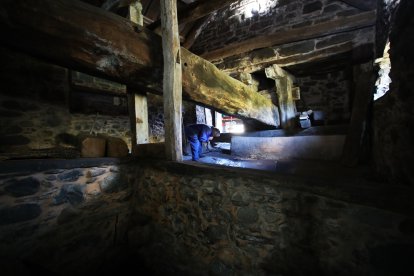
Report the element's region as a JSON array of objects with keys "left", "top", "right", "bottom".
[{"left": 182, "top": 143, "right": 372, "bottom": 183}]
